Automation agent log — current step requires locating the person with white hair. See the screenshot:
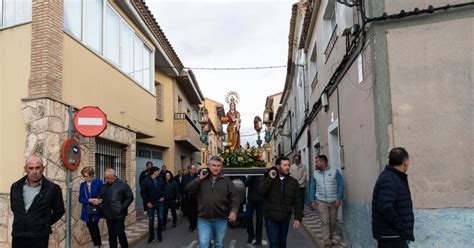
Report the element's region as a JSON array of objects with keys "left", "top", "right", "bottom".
[{"left": 94, "top": 168, "right": 134, "bottom": 248}]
